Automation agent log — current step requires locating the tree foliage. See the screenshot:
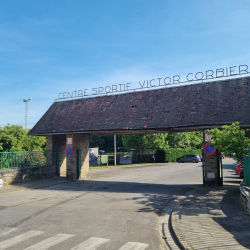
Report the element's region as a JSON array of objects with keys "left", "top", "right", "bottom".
[
  {"left": 122, "top": 133, "right": 169, "bottom": 154},
  {"left": 0, "top": 124, "right": 46, "bottom": 152},
  {"left": 89, "top": 135, "right": 123, "bottom": 152},
  {"left": 208, "top": 122, "right": 250, "bottom": 161},
  {"left": 155, "top": 149, "right": 166, "bottom": 163},
  {"left": 167, "top": 132, "right": 203, "bottom": 149},
  {"left": 122, "top": 131, "right": 203, "bottom": 155},
  {"left": 122, "top": 134, "right": 146, "bottom": 154}
]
